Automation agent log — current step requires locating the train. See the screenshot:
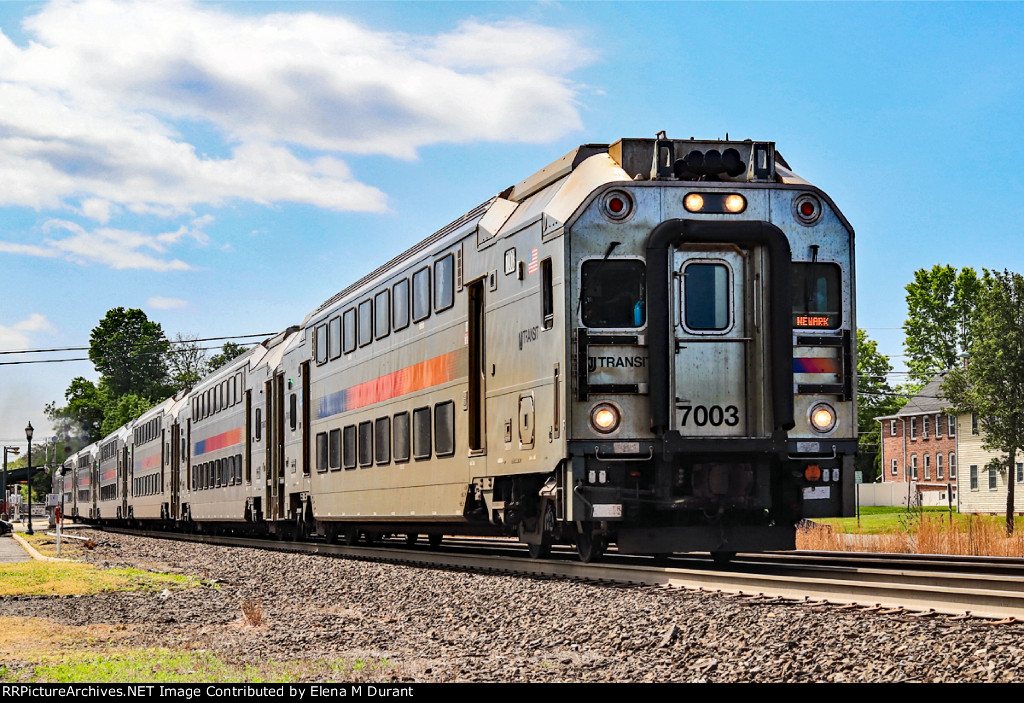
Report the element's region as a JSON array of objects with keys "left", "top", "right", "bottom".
[{"left": 56, "top": 134, "right": 857, "bottom": 562}]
